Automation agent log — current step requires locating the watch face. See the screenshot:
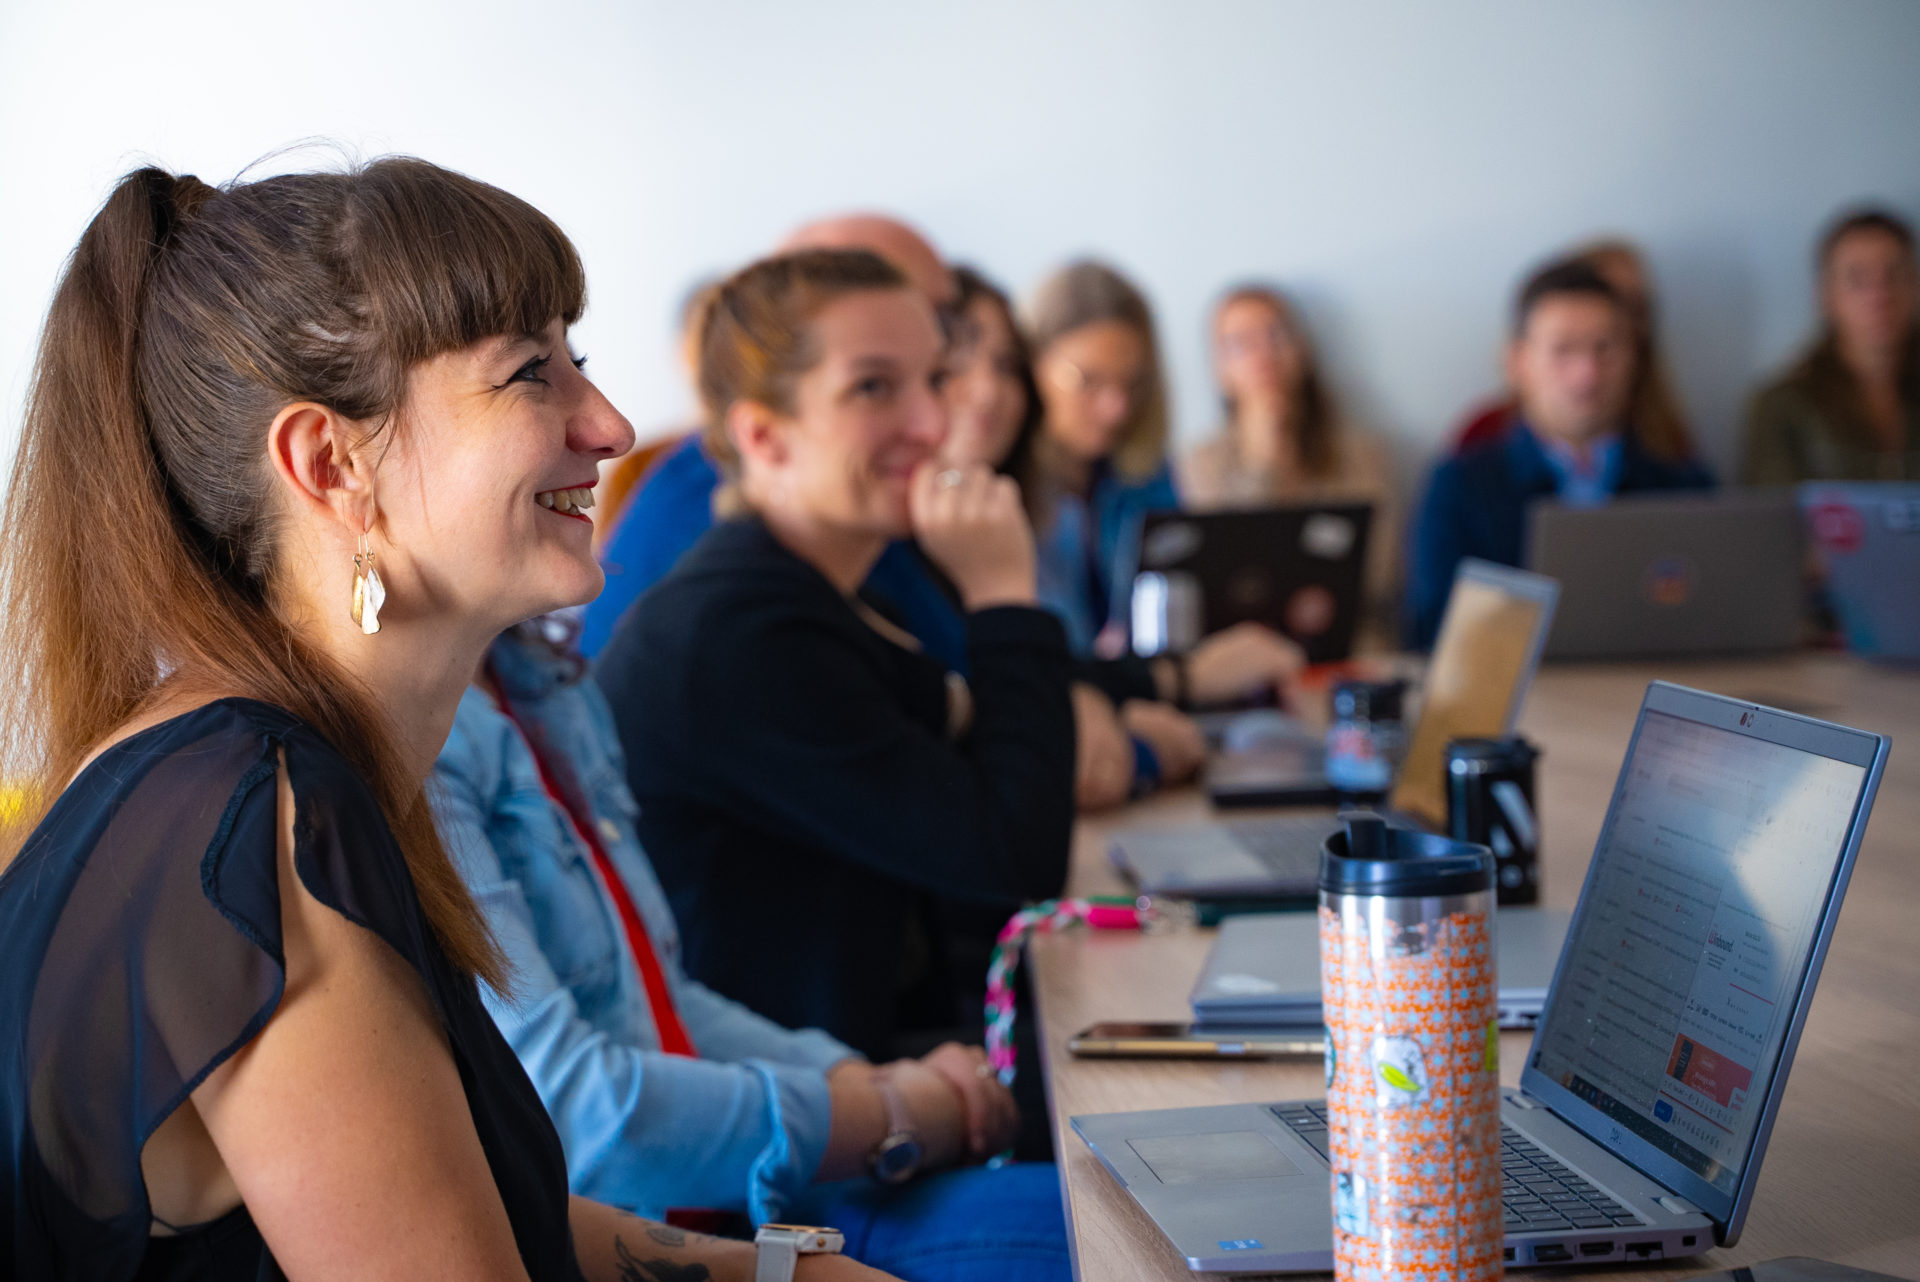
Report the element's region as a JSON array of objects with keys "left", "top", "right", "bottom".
[{"left": 870, "top": 1133, "right": 923, "bottom": 1185}]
